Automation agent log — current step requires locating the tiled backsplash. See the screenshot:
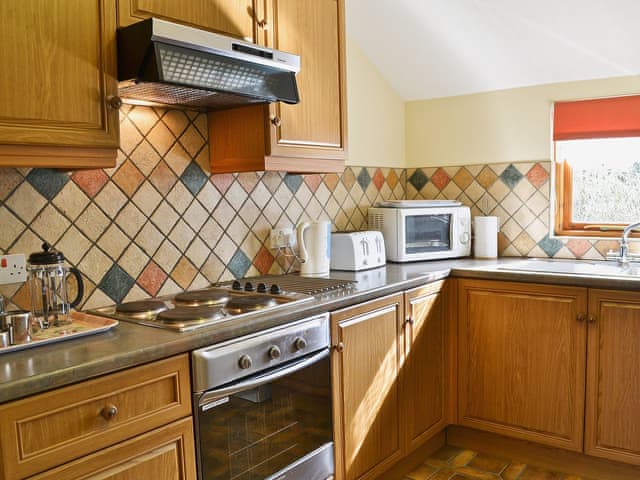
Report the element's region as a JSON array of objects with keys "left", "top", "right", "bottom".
[
  {"left": 0, "top": 106, "right": 620, "bottom": 310},
  {"left": 0, "top": 106, "right": 405, "bottom": 310}
]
